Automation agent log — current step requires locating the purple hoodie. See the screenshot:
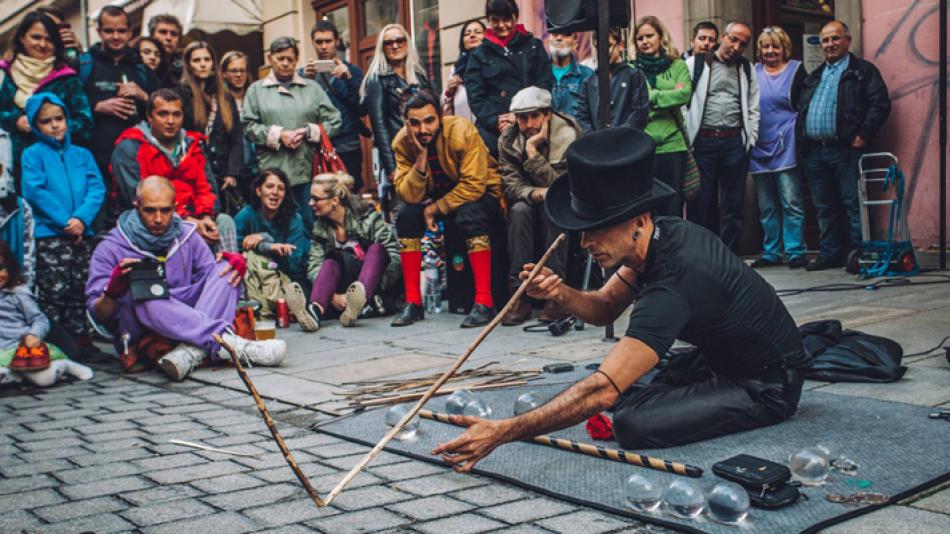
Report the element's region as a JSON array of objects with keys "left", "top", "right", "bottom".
[{"left": 85, "top": 219, "right": 214, "bottom": 316}]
